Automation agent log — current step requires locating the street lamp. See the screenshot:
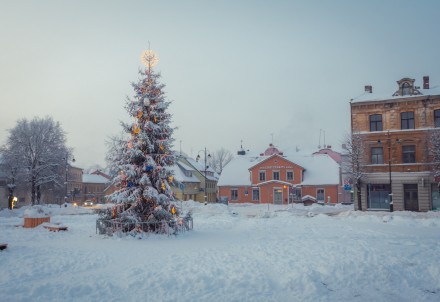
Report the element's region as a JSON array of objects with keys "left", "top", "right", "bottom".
[
  {"left": 63, "top": 153, "right": 75, "bottom": 205},
  {"left": 378, "top": 131, "right": 400, "bottom": 212},
  {"left": 196, "top": 148, "right": 211, "bottom": 203}
]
